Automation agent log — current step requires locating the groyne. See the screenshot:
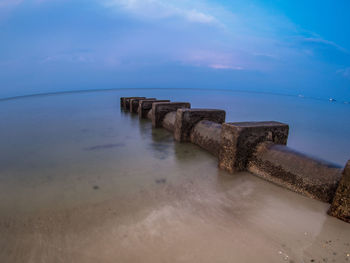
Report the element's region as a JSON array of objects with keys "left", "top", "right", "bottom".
[{"left": 120, "top": 96, "right": 350, "bottom": 223}]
